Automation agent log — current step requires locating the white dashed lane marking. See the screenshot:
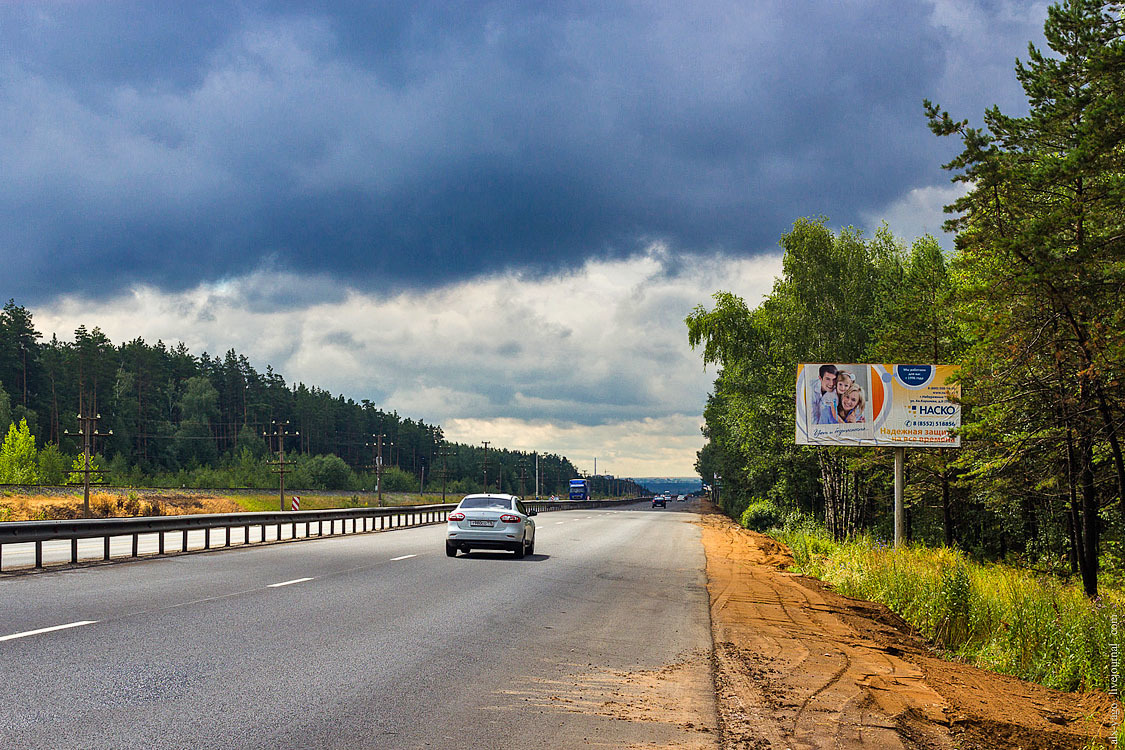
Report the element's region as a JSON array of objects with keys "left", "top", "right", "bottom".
[
  {"left": 391, "top": 554, "right": 417, "bottom": 561},
  {"left": 0, "top": 620, "right": 98, "bottom": 642},
  {"left": 268, "top": 577, "right": 314, "bottom": 588}
]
